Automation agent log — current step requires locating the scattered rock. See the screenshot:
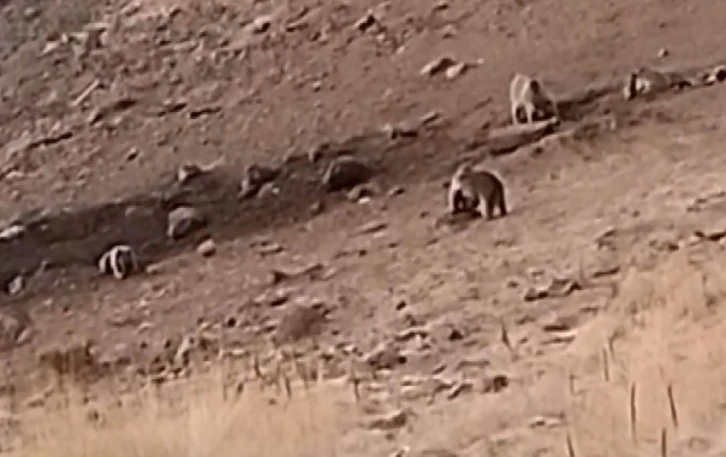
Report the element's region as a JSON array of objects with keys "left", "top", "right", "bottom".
[
  {"left": 268, "top": 263, "right": 326, "bottom": 285},
  {"left": 358, "top": 220, "right": 387, "bottom": 235},
  {"left": 257, "top": 182, "right": 280, "bottom": 198},
  {"left": 433, "top": 0, "right": 449, "bottom": 11},
  {"left": 354, "top": 11, "right": 377, "bottom": 32},
  {"left": 167, "top": 206, "right": 206, "bottom": 240},
  {"left": 482, "top": 374, "right": 509, "bottom": 393},
  {"left": 251, "top": 15, "right": 272, "bottom": 34},
  {"left": 445, "top": 62, "right": 468, "bottom": 80},
  {"left": 366, "top": 408, "right": 410, "bottom": 430},
  {"left": 528, "top": 414, "right": 565, "bottom": 429},
  {"left": 239, "top": 164, "right": 280, "bottom": 199},
  {"left": 310, "top": 200, "right": 325, "bottom": 215},
  {"left": 395, "top": 327, "right": 429, "bottom": 342},
  {"left": 710, "top": 65, "right": 726, "bottom": 83},
  {"left": 0, "top": 224, "right": 25, "bottom": 241},
  {"left": 254, "top": 241, "right": 284, "bottom": 257},
  {"left": 321, "top": 155, "right": 373, "bottom": 192},
  {"left": 447, "top": 380, "right": 473, "bottom": 399},
  {"left": 347, "top": 183, "right": 379, "bottom": 202},
  {"left": 88, "top": 96, "right": 137, "bottom": 125},
  {"left": 253, "top": 288, "right": 291, "bottom": 308},
  {"left": 174, "top": 335, "right": 194, "bottom": 366},
  {"left": 441, "top": 25, "right": 457, "bottom": 38},
  {"left": 196, "top": 239, "right": 216, "bottom": 257},
  {"left": 693, "top": 223, "right": 726, "bottom": 242},
  {"left": 657, "top": 48, "right": 669, "bottom": 58},
  {"left": 420, "top": 56, "right": 456, "bottom": 77},
  {"left": 388, "top": 186, "right": 405, "bottom": 197},
  {"left": 365, "top": 343, "right": 406, "bottom": 370},
  {"left": 541, "top": 314, "right": 578, "bottom": 332},
  {"left": 177, "top": 164, "right": 203, "bottom": 184},
  {"left": 446, "top": 326, "right": 464, "bottom": 341},
  {"left": 6, "top": 275, "right": 24, "bottom": 296},
  {"left": 523, "top": 278, "right": 581, "bottom": 301},
  {"left": 382, "top": 122, "right": 418, "bottom": 140},
  {"left": 420, "top": 111, "right": 441, "bottom": 125}
]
